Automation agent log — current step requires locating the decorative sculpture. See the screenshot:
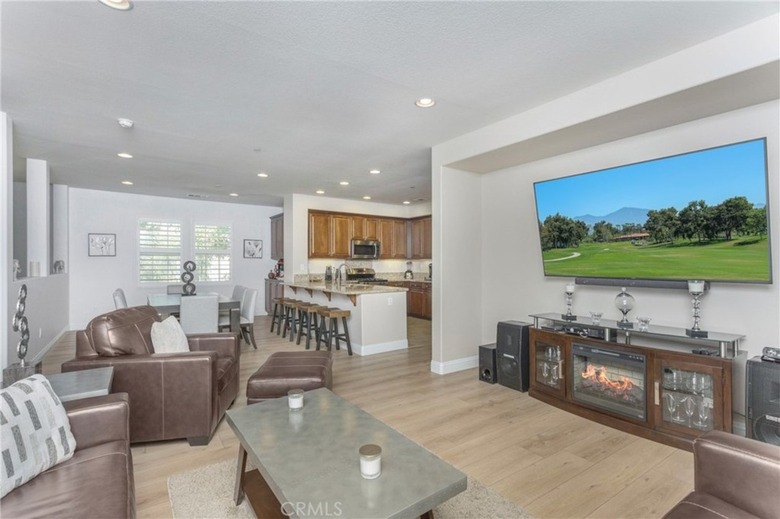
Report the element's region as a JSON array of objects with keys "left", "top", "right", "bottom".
[
  {"left": 12, "top": 284, "right": 30, "bottom": 365},
  {"left": 181, "top": 260, "right": 197, "bottom": 296}
]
